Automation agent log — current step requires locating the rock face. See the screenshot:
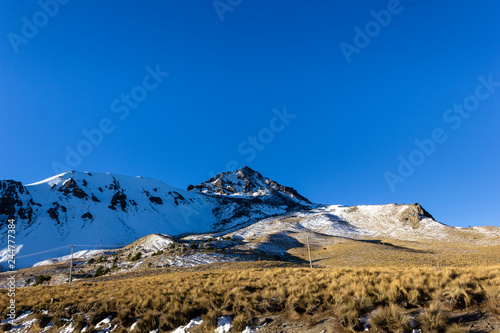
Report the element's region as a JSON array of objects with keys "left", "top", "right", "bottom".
[
  {"left": 187, "top": 166, "right": 315, "bottom": 231},
  {"left": 57, "top": 178, "right": 88, "bottom": 199},
  {"left": 188, "top": 166, "right": 311, "bottom": 204},
  {"left": 0, "top": 180, "right": 25, "bottom": 219},
  {"left": 400, "top": 203, "right": 435, "bottom": 229},
  {"left": 0, "top": 180, "right": 36, "bottom": 223}
]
